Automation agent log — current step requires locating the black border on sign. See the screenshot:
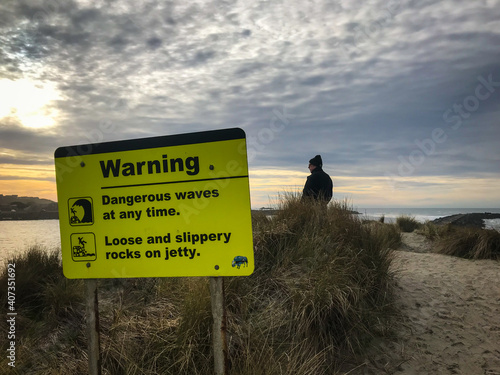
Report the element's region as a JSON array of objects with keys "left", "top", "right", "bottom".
[{"left": 54, "top": 128, "right": 245, "bottom": 158}]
